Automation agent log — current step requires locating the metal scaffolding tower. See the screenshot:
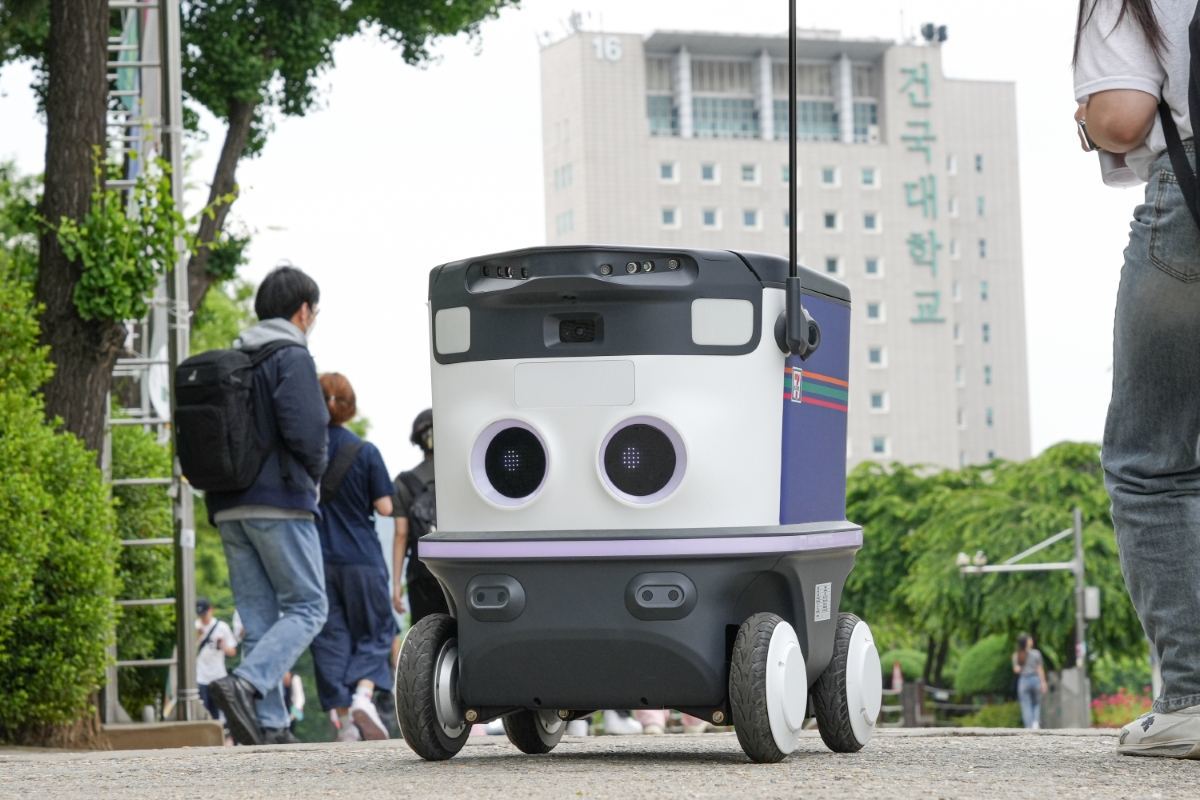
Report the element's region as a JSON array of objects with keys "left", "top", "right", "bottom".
[{"left": 101, "top": 0, "right": 199, "bottom": 724}]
